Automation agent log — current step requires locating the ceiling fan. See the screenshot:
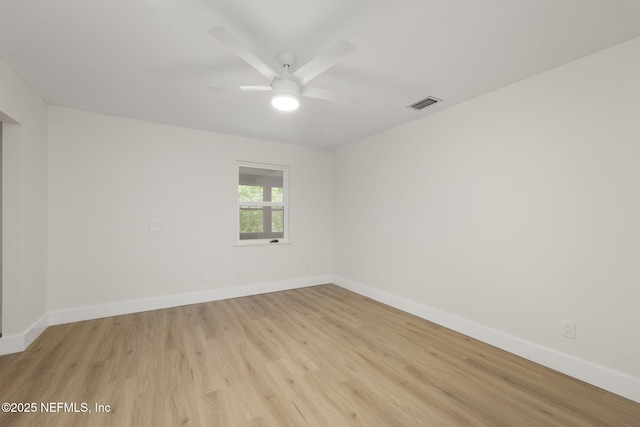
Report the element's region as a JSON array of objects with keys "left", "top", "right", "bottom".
[{"left": 208, "top": 26, "right": 358, "bottom": 112}]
